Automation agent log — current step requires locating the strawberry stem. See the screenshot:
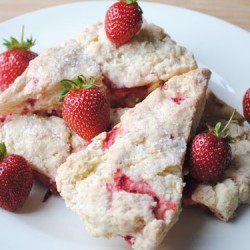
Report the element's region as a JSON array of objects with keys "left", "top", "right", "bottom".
[
  {"left": 59, "top": 75, "right": 101, "bottom": 102},
  {"left": 3, "top": 26, "right": 36, "bottom": 50},
  {"left": 120, "top": 0, "right": 143, "bottom": 13},
  {"left": 21, "top": 25, "right": 25, "bottom": 43},
  {"left": 215, "top": 109, "right": 236, "bottom": 137},
  {"left": 0, "top": 143, "right": 7, "bottom": 161},
  {"left": 123, "top": 0, "right": 138, "bottom": 4}
]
